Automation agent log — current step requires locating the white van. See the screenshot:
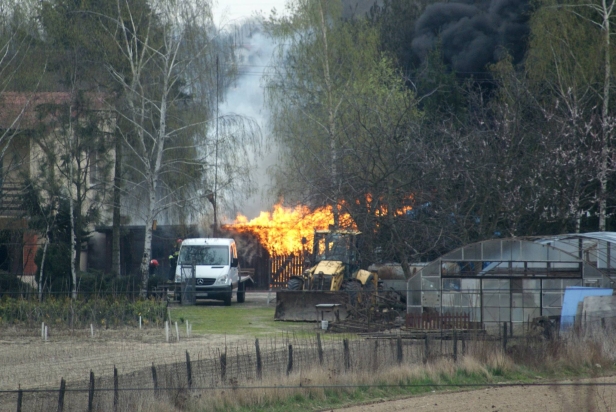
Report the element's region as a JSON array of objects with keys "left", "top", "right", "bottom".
[{"left": 174, "top": 238, "right": 246, "bottom": 305}]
